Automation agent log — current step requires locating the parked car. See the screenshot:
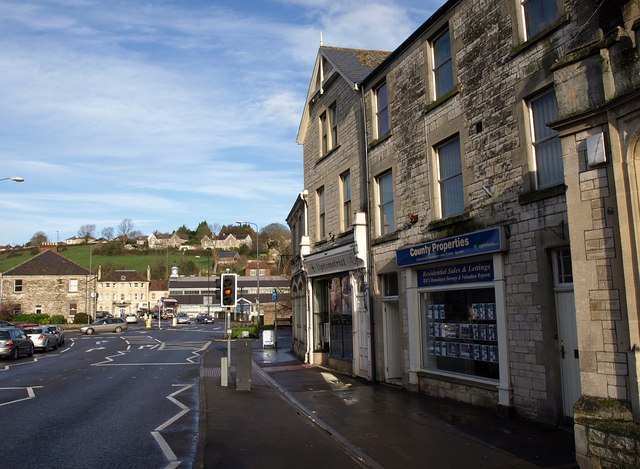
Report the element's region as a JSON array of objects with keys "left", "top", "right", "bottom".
[
  {"left": 125, "top": 314, "right": 138, "bottom": 324},
  {"left": 23, "top": 326, "right": 58, "bottom": 352},
  {"left": 176, "top": 313, "right": 190, "bottom": 324},
  {"left": 43, "top": 324, "right": 65, "bottom": 346},
  {"left": 80, "top": 318, "right": 128, "bottom": 335},
  {"left": 0, "top": 320, "right": 15, "bottom": 327},
  {"left": 15, "top": 323, "right": 38, "bottom": 329},
  {"left": 197, "top": 314, "right": 214, "bottom": 324},
  {"left": 0, "top": 327, "right": 34, "bottom": 359}
]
